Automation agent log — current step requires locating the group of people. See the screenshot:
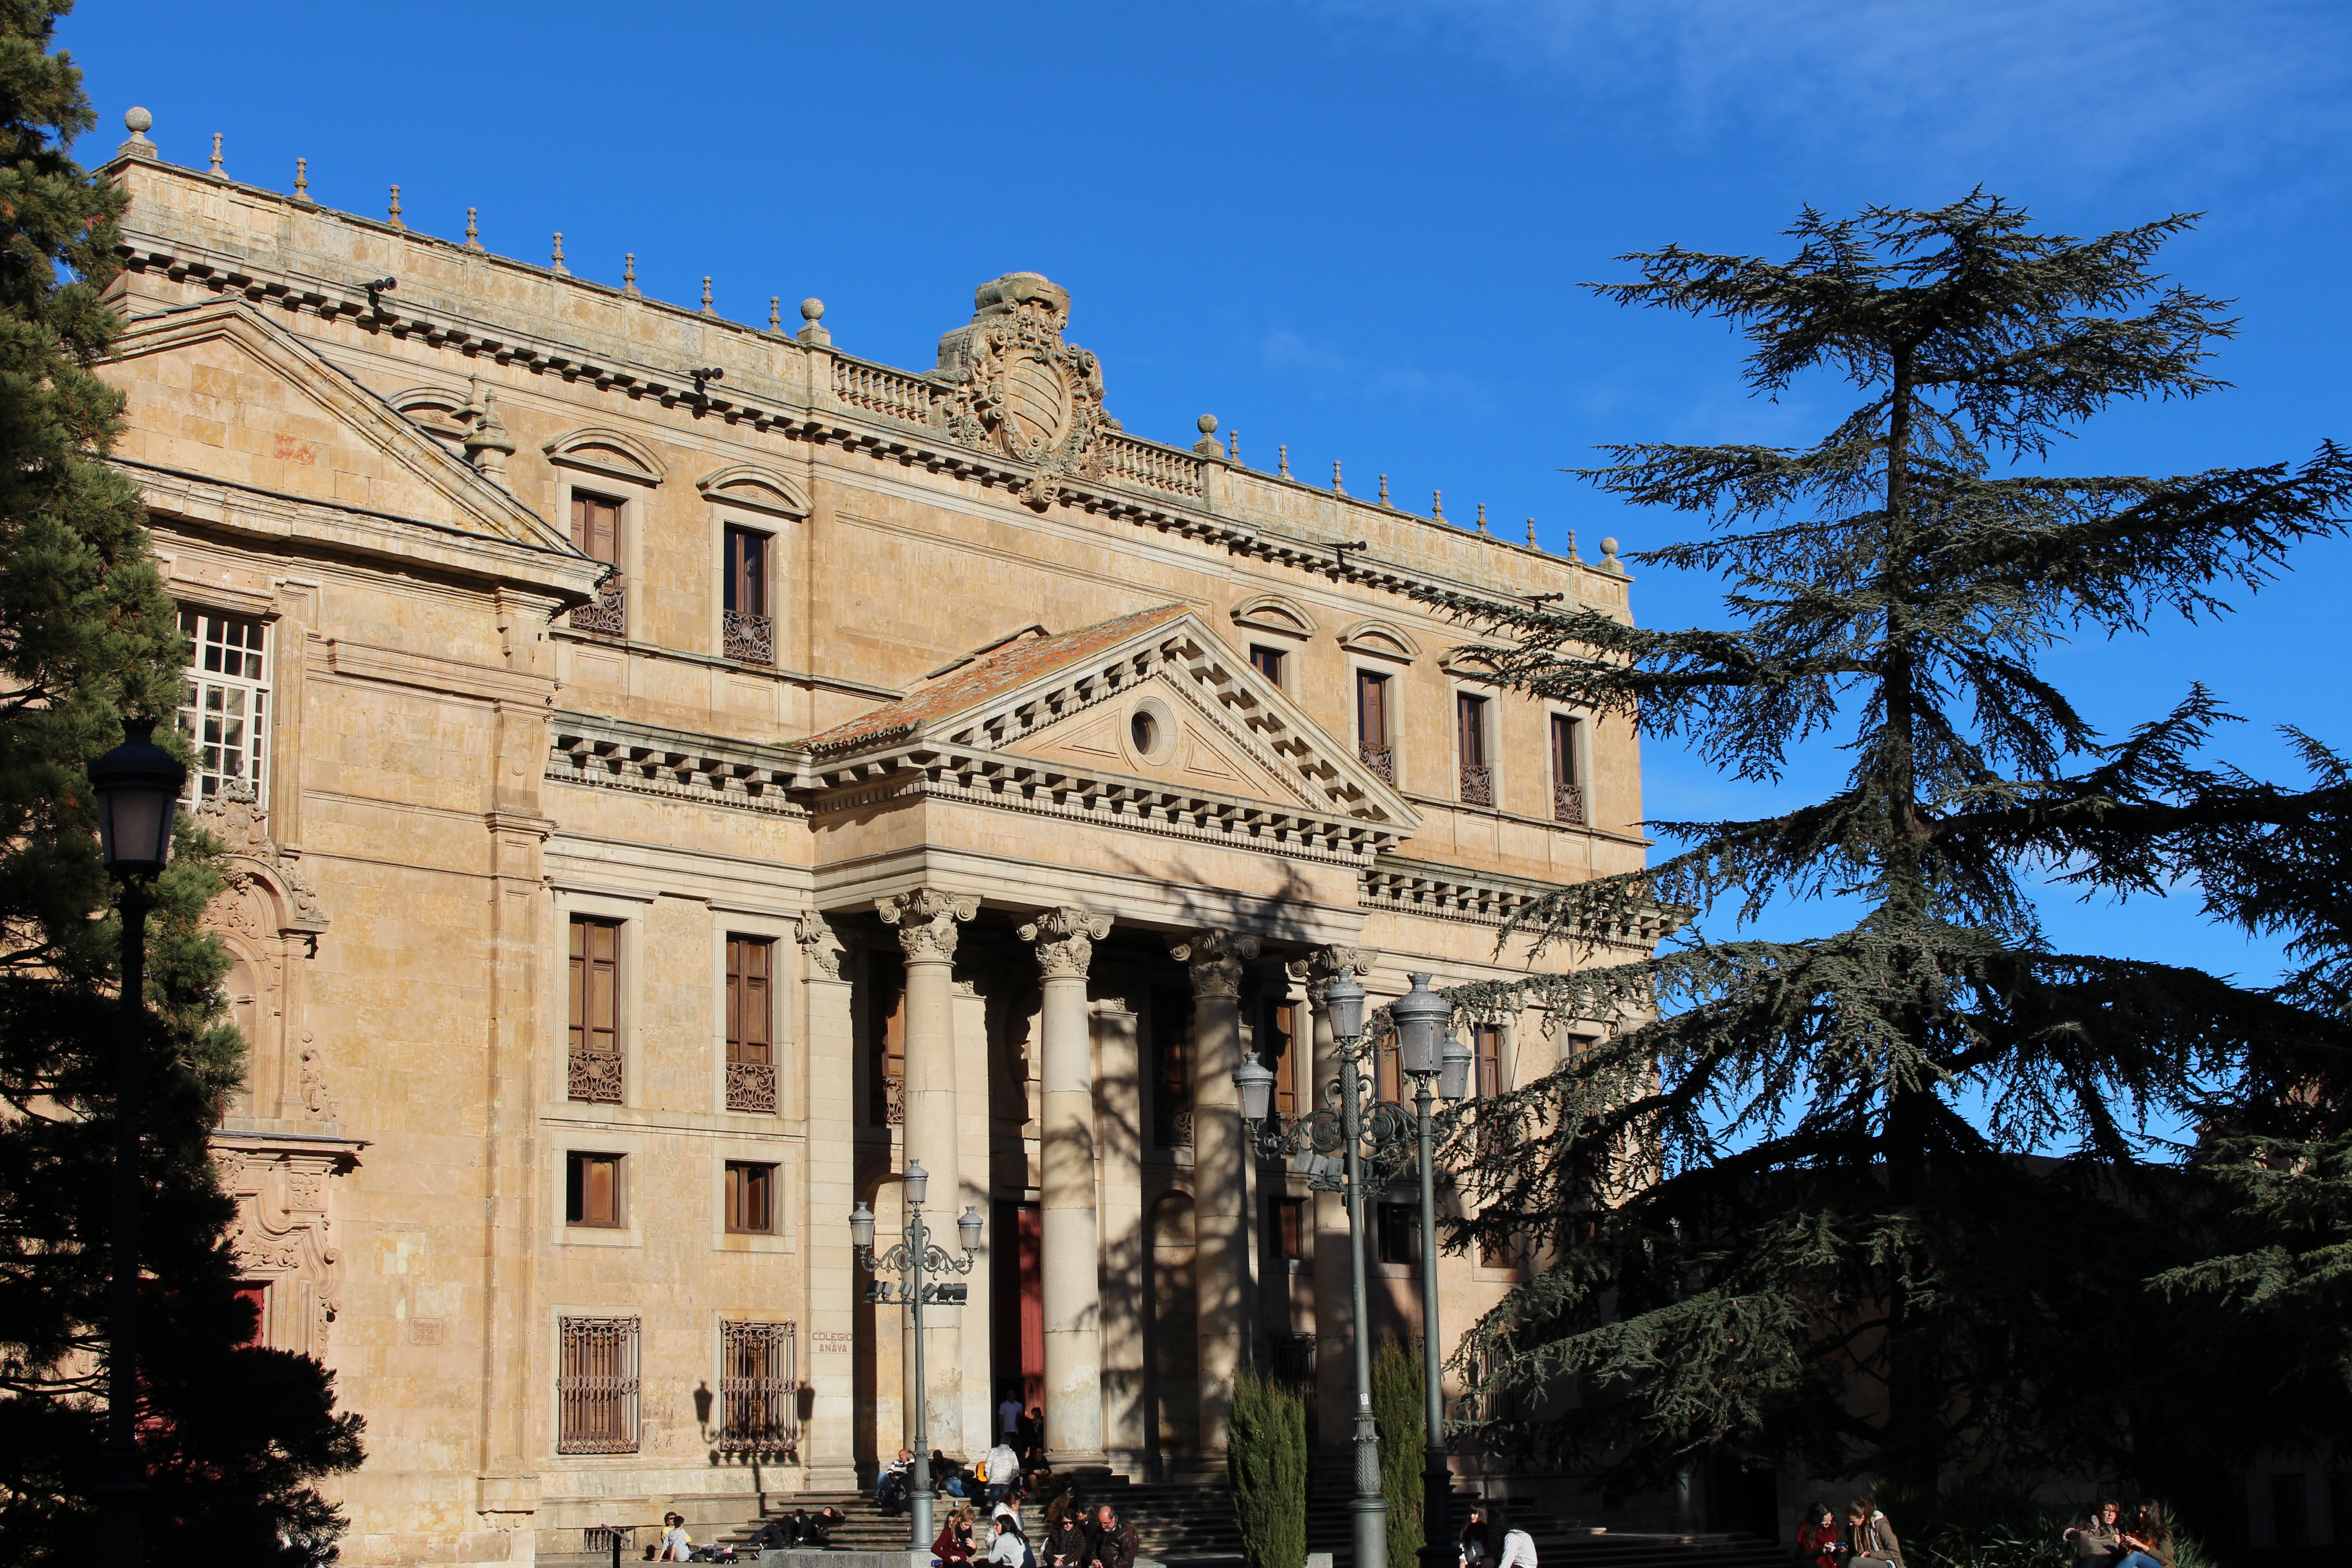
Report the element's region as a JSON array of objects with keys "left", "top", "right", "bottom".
[
  {"left": 928, "top": 1484, "right": 1137, "bottom": 1568},
  {"left": 1795, "top": 1499, "right": 1906, "bottom": 1568},
  {"left": 2064, "top": 1500, "right": 2175, "bottom": 1568},
  {"left": 1455, "top": 1503, "right": 1541, "bottom": 1568}
]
